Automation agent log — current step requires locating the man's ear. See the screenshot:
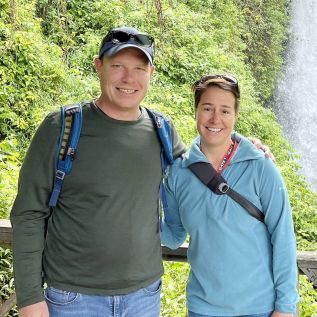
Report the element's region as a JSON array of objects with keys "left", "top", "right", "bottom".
[
  {"left": 94, "top": 57, "right": 103, "bottom": 73},
  {"left": 150, "top": 65, "right": 155, "bottom": 78}
]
